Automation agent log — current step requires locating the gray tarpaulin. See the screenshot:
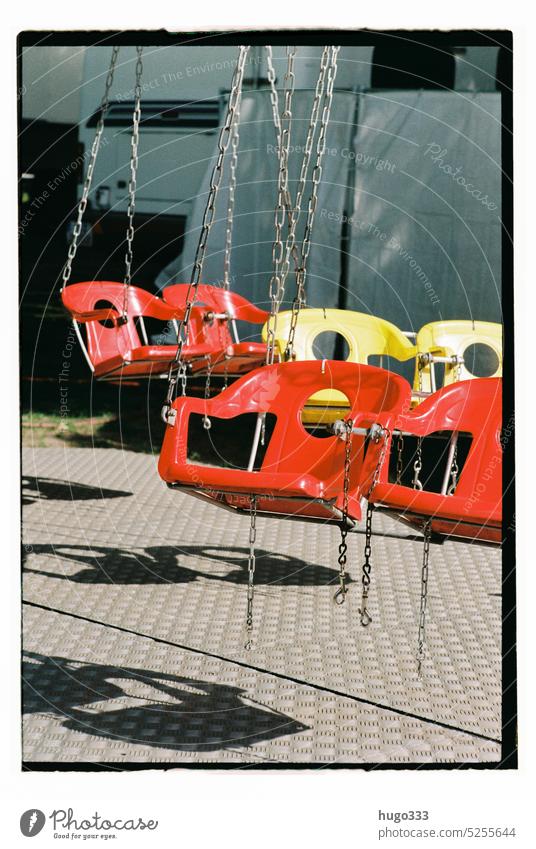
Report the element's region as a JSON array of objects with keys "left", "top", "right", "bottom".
[
  {"left": 155, "top": 89, "right": 501, "bottom": 353},
  {"left": 155, "top": 89, "right": 356, "bottom": 311}
]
